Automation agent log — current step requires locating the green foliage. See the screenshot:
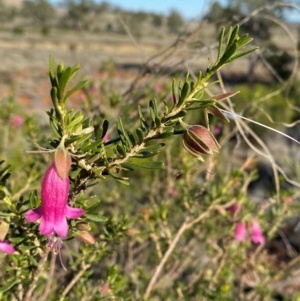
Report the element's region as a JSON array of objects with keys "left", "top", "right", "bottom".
[{"left": 1, "top": 23, "right": 299, "bottom": 300}]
